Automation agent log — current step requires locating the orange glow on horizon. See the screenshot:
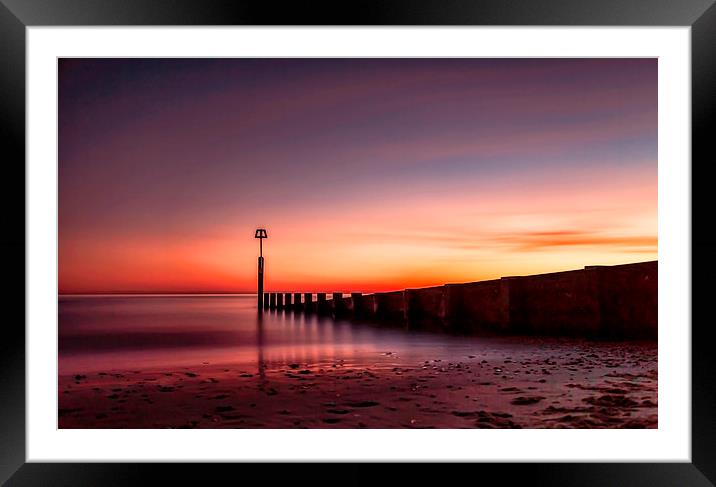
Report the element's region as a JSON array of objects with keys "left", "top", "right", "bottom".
[
  {"left": 59, "top": 163, "right": 657, "bottom": 294},
  {"left": 59, "top": 59, "right": 657, "bottom": 294}
]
